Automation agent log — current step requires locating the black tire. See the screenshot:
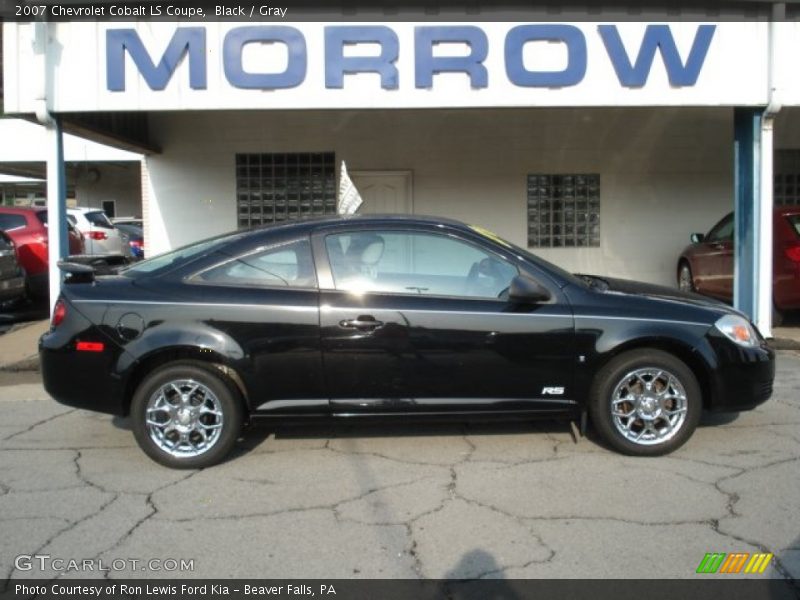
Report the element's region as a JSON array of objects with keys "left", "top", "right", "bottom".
[
  {"left": 677, "top": 262, "right": 695, "bottom": 293},
  {"left": 130, "top": 361, "right": 243, "bottom": 469},
  {"left": 589, "top": 349, "right": 702, "bottom": 456},
  {"left": 772, "top": 304, "right": 784, "bottom": 328}
]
